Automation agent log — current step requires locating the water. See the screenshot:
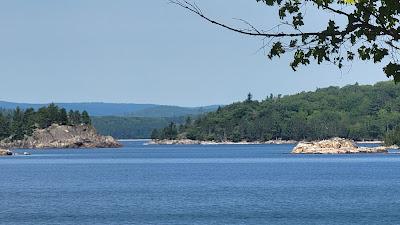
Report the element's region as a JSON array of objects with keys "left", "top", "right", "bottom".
[{"left": 1, "top": 141, "right": 400, "bottom": 225}]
